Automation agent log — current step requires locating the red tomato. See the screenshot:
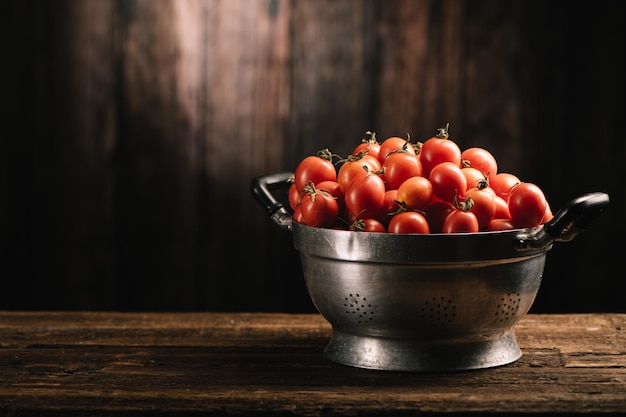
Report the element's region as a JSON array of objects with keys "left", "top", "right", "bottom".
[
  {"left": 487, "top": 218, "right": 515, "bottom": 231},
  {"left": 429, "top": 161, "right": 467, "bottom": 204},
  {"left": 350, "top": 218, "right": 387, "bottom": 233},
  {"left": 442, "top": 210, "right": 479, "bottom": 233},
  {"left": 382, "top": 151, "right": 422, "bottom": 190},
  {"left": 288, "top": 183, "right": 301, "bottom": 211},
  {"left": 299, "top": 187, "right": 339, "bottom": 228},
  {"left": 396, "top": 176, "right": 433, "bottom": 211},
  {"left": 424, "top": 200, "right": 455, "bottom": 234},
  {"left": 316, "top": 180, "right": 342, "bottom": 197},
  {"left": 294, "top": 149, "right": 337, "bottom": 192},
  {"left": 508, "top": 182, "right": 547, "bottom": 228},
  {"left": 293, "top": 205, "right": 305, "bottom": 224},
  {"left": 419, "top": 124, "right": 462, "bottom": 177},
  {"left": 461, "top": 167, "right": 486, "bottom": 190},
  {"left": 377, "top": 189, "right": 400, "bottom": 225},
  {"left": 463, "top": 187, "right": 496, "bottom": 229},
  {"left": 490, "top": 172, "right": 521, "bottom": 201},
  {"left": 352, "top": 131, "right": 381, "bottom": 160},
  {"left": 493, "top": 195, "right": 511, "bottom": 219},
  {"left": 542, "top": 201, "right": 554, "bottom": 224},
  {"left": 461, "top": 147, "right": 498, "bottom": 177},
  {"left": 337, "top": 154, "right": 382, "bottom": 192},
  {"left": 344, "top": 171, "right": 386, "bottom": 220},
  {"left": 388, "top": 211, "right": 430, "bottom": 234},
  {"left": 316, "top": 180, "right": 344, "bottom": 213},
  {"left": 342, "top": 207, "right": 358, "bottom": 225},
  {"left": 353, "top": 143, "right": 381, "bottom": 161},
  {"left": 377, "top": 136, "right": 416, "bottom": 164}
]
